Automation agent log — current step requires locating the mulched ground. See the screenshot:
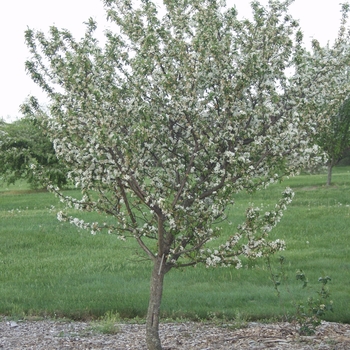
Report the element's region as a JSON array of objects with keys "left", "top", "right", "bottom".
[{"left": 0, "top": 320, "right": 349, "bottom": 349}]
